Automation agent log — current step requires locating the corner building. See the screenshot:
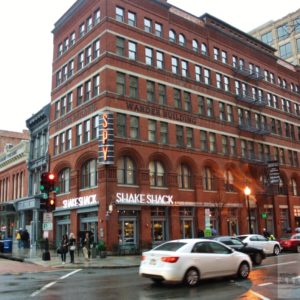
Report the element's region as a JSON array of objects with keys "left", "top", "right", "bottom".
[{"left": 49, "top": 0, "right": 300, "bottom": 250}]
